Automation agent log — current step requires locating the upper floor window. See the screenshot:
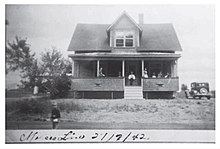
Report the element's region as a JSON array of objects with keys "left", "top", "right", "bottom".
[{"left": 115, "top": 32, "right": 134, "bottom": 47}]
